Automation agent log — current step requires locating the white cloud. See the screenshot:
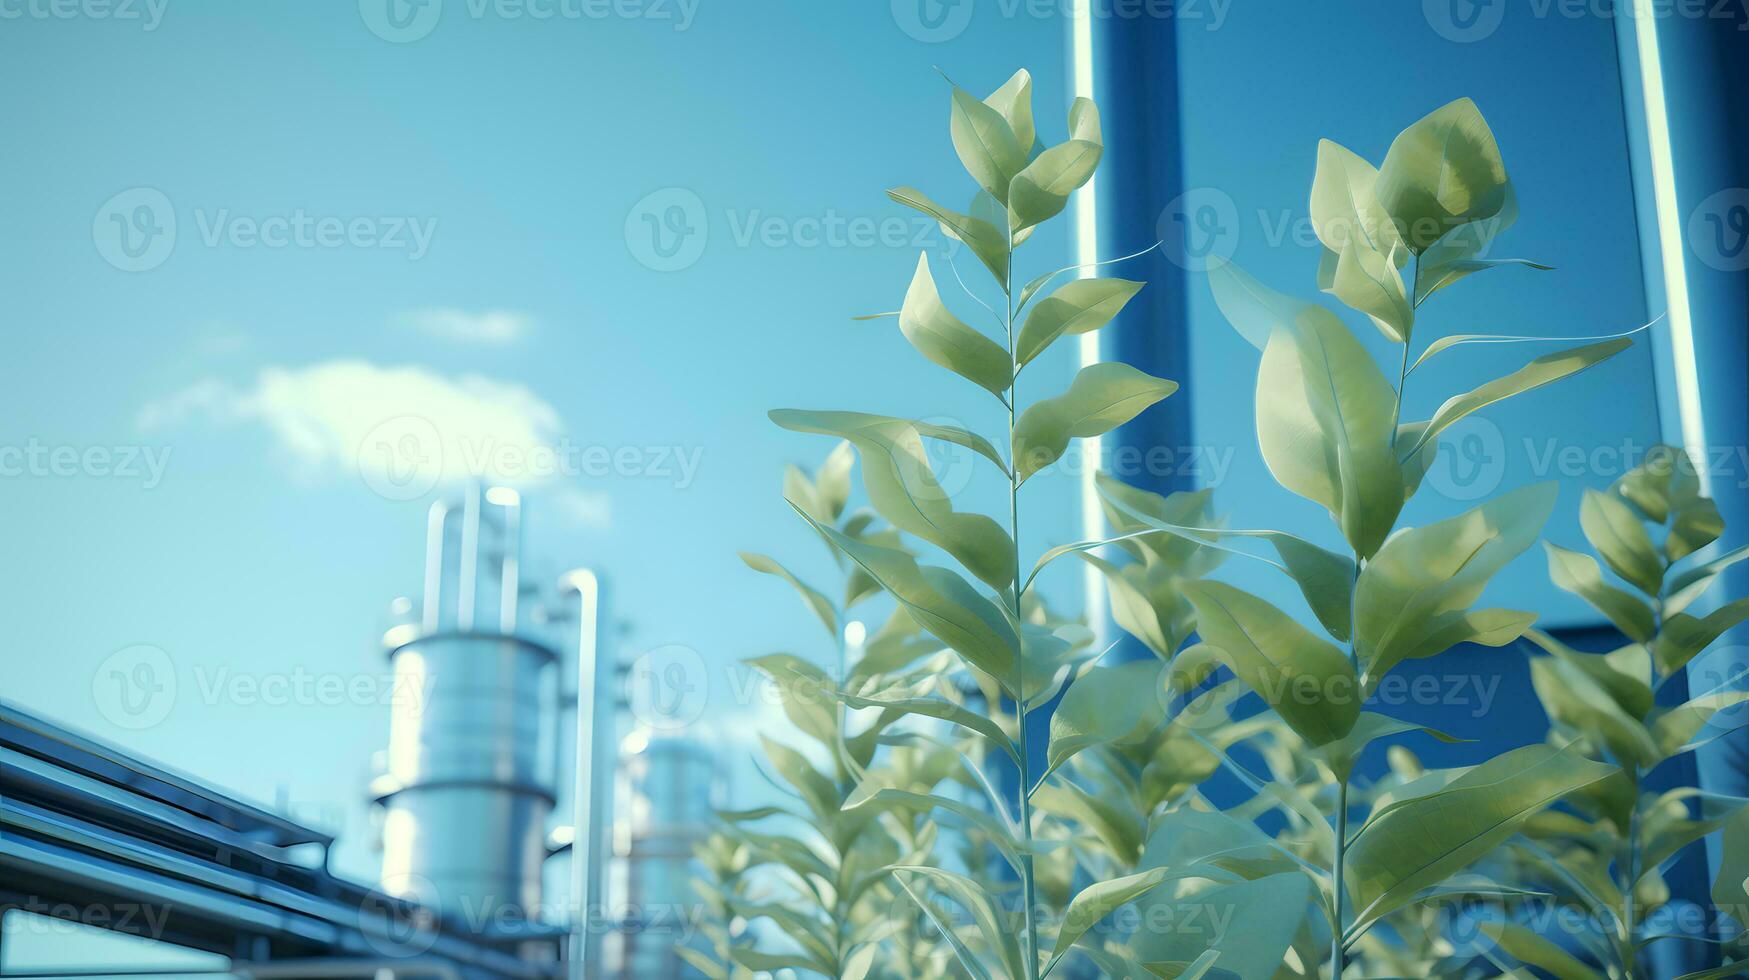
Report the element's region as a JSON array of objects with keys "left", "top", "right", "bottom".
[
  {"left": 398, "top": 308, "right": 532, "bottom": 345},
  {"left": 139, "top": 360, "right": 608, "bottom": 528}
]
